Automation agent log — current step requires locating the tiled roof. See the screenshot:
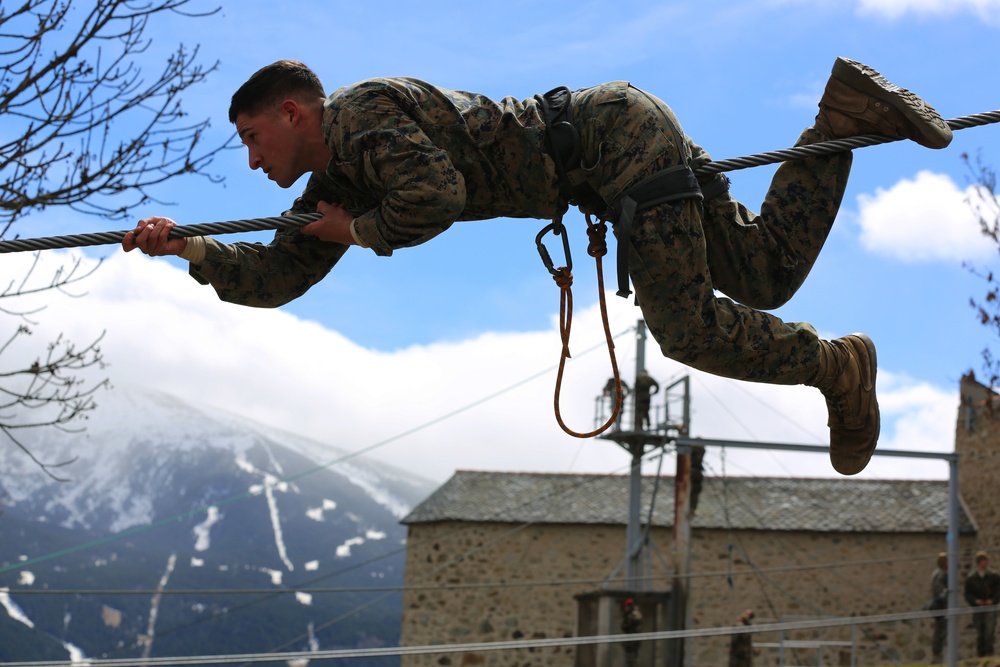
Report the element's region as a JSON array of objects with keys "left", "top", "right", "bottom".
[{"left": 402, "top": 470, "right": 975, "bottom": 534}]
